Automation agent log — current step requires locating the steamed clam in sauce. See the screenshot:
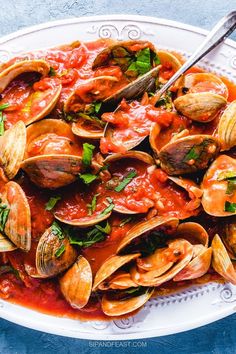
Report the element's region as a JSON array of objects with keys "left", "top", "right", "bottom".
[{"left": 1, "top": 37, "right": 236, "bottom": 321}]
